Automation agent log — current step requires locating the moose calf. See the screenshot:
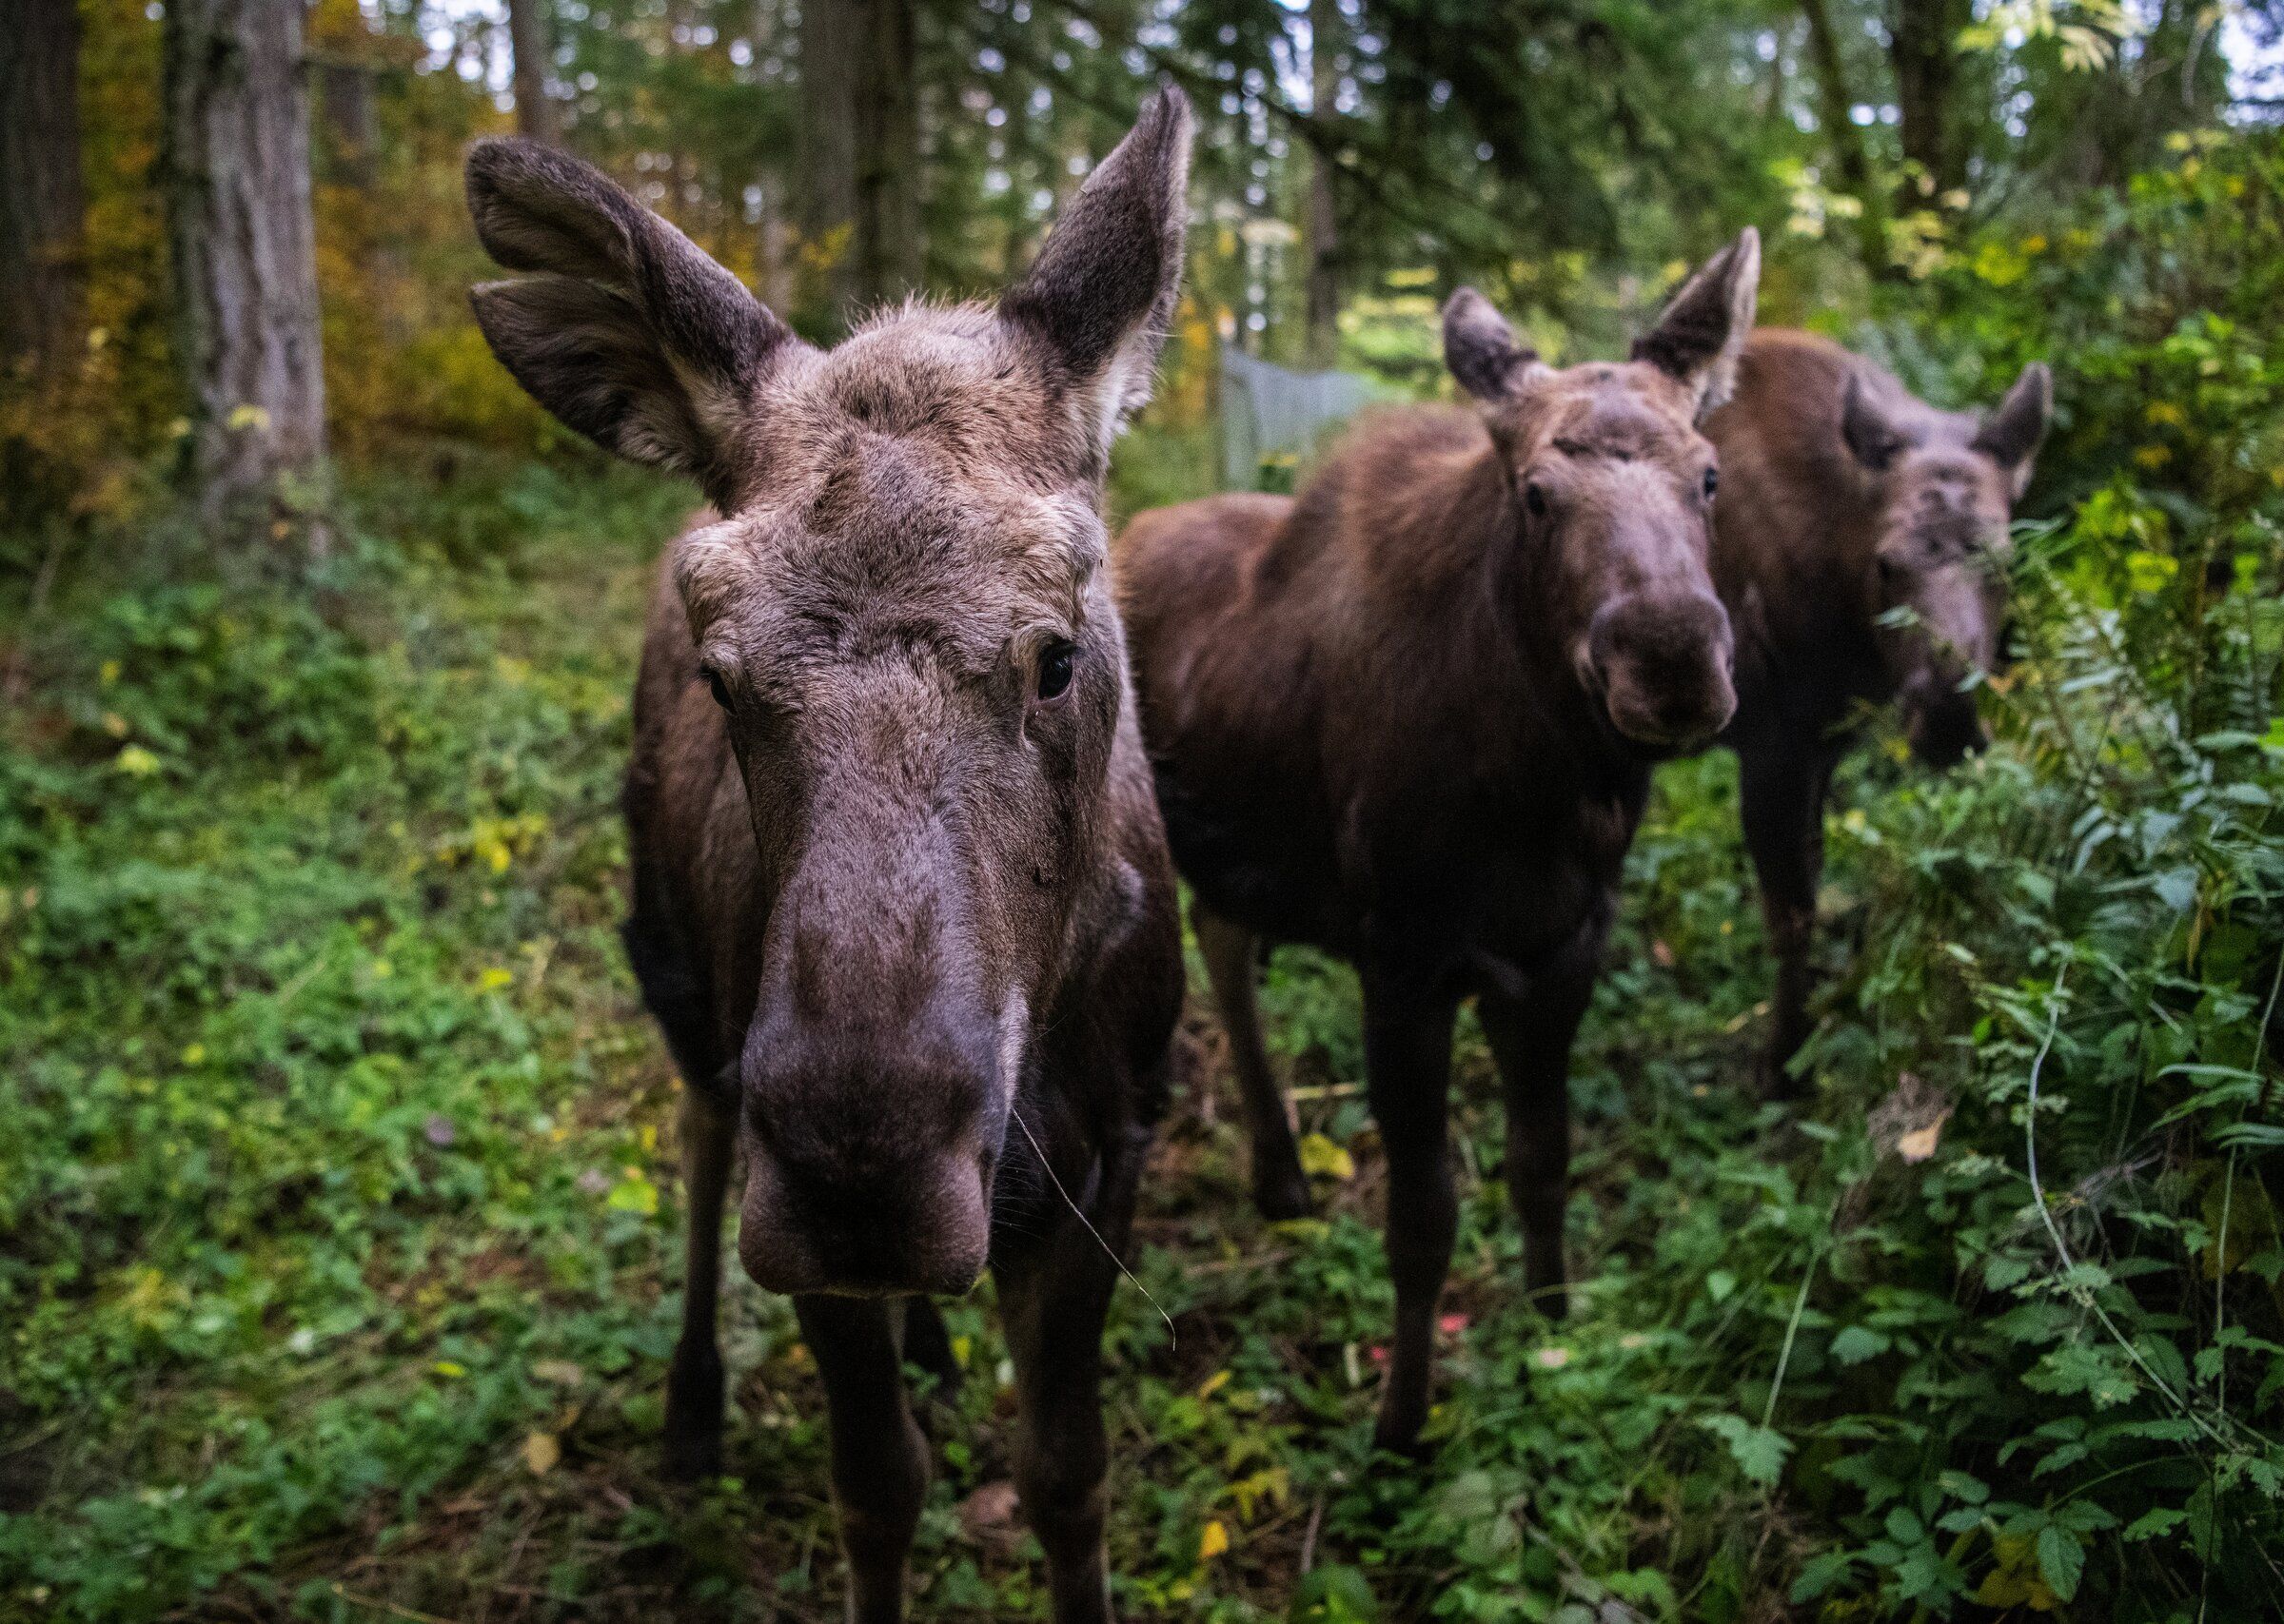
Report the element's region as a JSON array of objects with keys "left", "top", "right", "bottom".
[
  {"left": 466, "top": 91, "right": 1192, "bottom": 1623},
  {"left": 1118, "top": 233, "right": 1761, "bottom": 1451},
  {"left": 1707, "top": 330, "right": 2050, "bottom": 1091}
]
